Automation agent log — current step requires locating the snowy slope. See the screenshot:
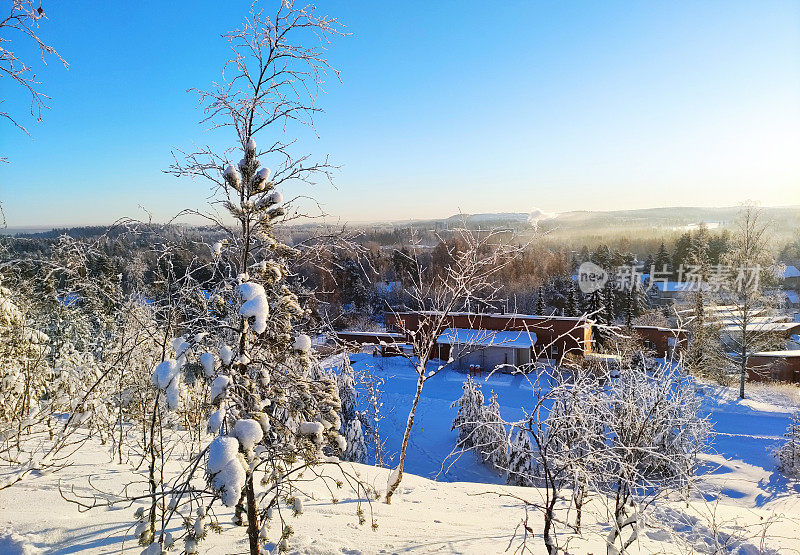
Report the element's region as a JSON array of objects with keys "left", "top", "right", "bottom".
[
  {"left": 1, "top": 438, "right": 797, "bottom": 554},
  {"left": 1, "top": 355, "right": 799, "bottom": 553}
]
